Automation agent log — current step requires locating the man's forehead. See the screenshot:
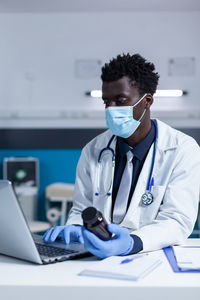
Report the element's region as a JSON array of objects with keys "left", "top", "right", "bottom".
[{"left": 102, "top": 76, "right": 137, "bottom": 97}]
